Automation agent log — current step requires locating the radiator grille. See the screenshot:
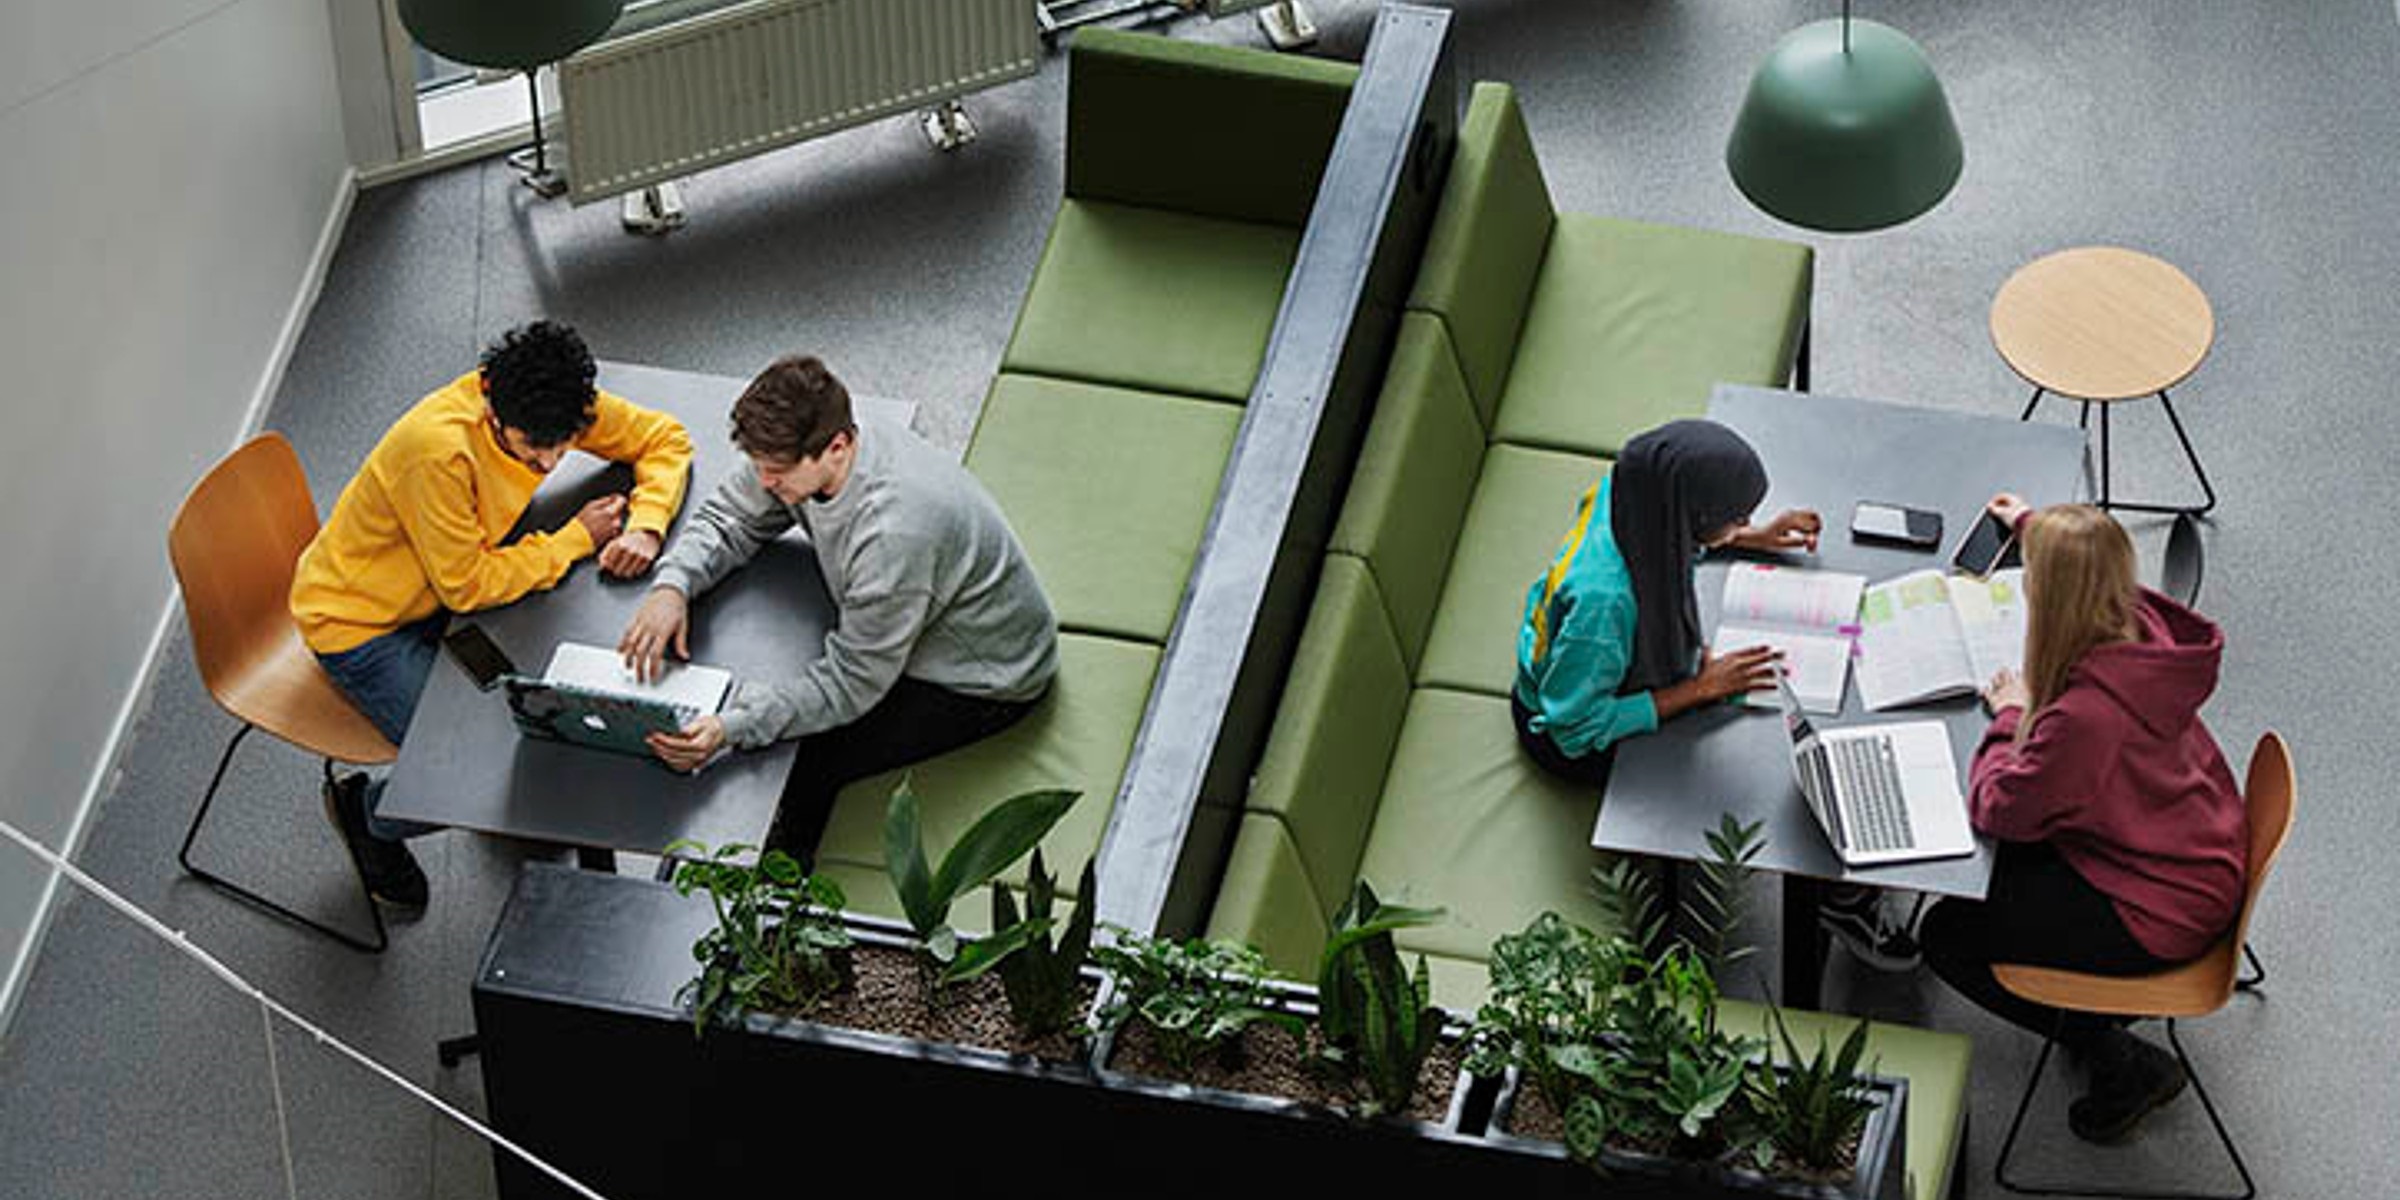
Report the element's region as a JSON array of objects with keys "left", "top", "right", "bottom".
[{"left": 559, "top": 0, "right": 1040, "bottom": 205}]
